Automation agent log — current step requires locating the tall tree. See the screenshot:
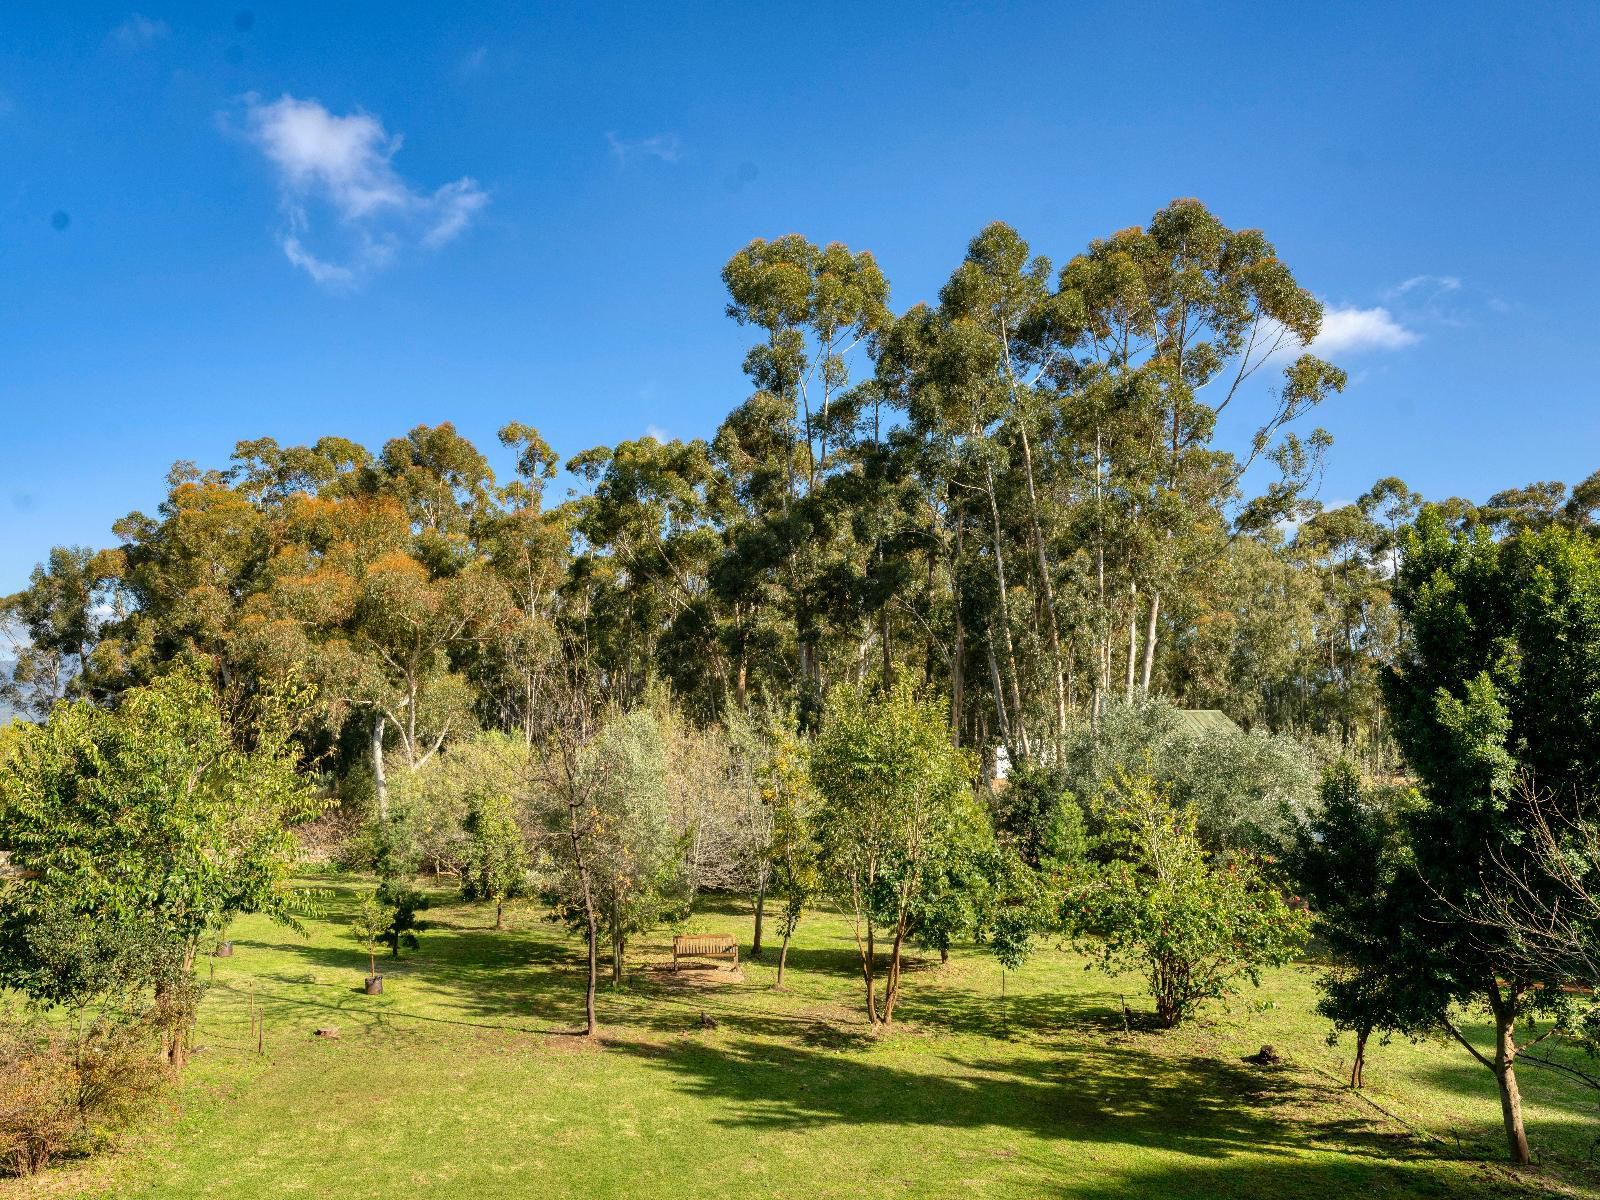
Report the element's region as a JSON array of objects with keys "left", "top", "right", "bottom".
[{"left": 1383, "top": 510, "right": 1600, "bottom": 1164}]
